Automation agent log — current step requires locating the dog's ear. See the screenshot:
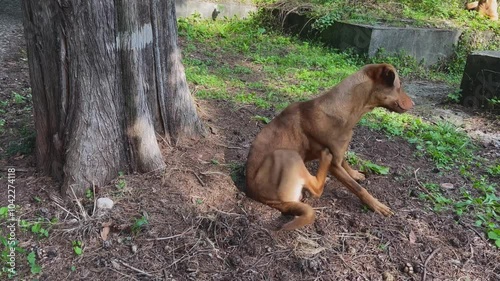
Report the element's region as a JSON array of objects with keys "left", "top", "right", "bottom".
[
  {"left": 381, "top": 66, "right": 396, "bottom": 87},
  {"left": 366, "top": 64, "right": 398, "bottom": 87}
]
